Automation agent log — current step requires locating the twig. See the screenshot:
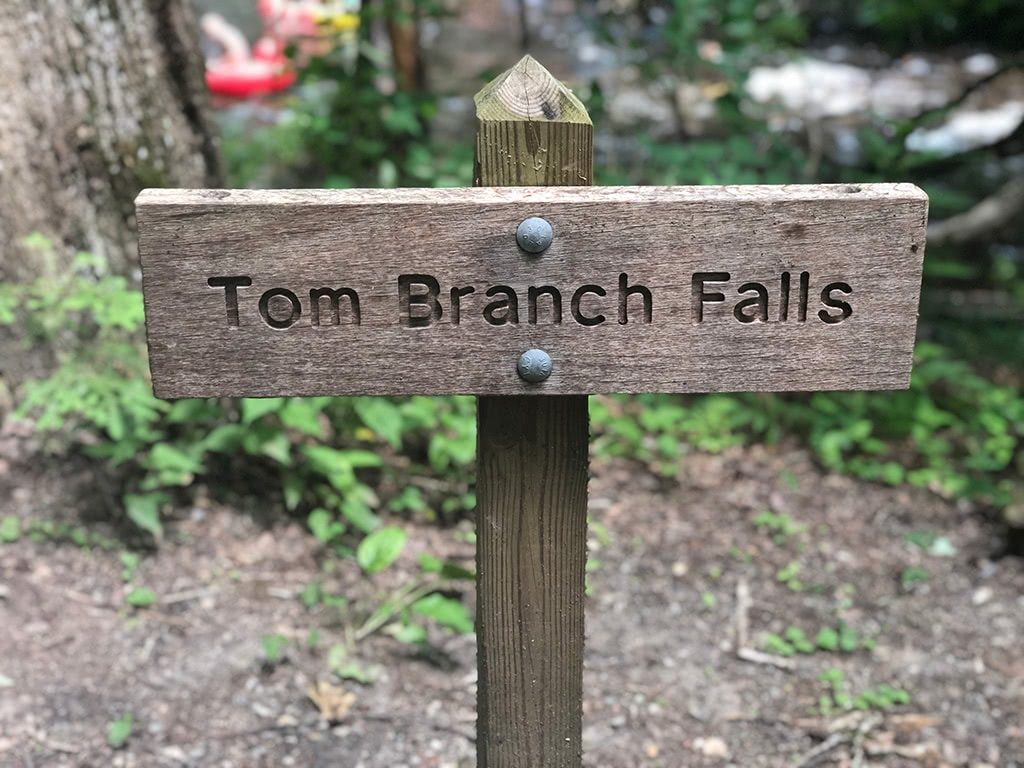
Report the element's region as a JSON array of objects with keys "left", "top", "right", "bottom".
[
  {"left": 906, "top": 59, "right": 1023, "bottom": 128},
  {"left": 791, "top": 713, "right": 882, "bottom": 768},
  {"left": 161, "top": 586, "right": 218, "bottom": 605},
  {"left": 734, "top": 578, "right": 794, "bottom": 670},
  {"left": 737, "top": 647, "right": 796, "bottom": 670},
  {"left": 734, "top": 578, "right": 750, "bottom": 650},
  {"left": 791, "top": 731, "right": 846, "bottom": 768},
  {"left": 851, "top": 713, "right": 883, "bottom": 768},
  {"left": 928, "top": 176, "right": 1024, "bottom": 246}
]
